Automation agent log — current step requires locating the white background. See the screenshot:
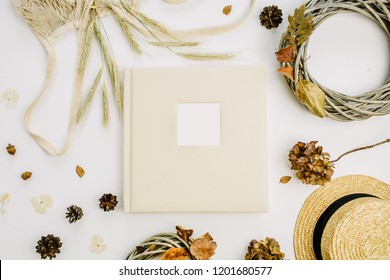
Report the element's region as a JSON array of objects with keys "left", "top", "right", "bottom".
[{"left": 1, "top": 0, "right": 390, "bottom": 260}]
